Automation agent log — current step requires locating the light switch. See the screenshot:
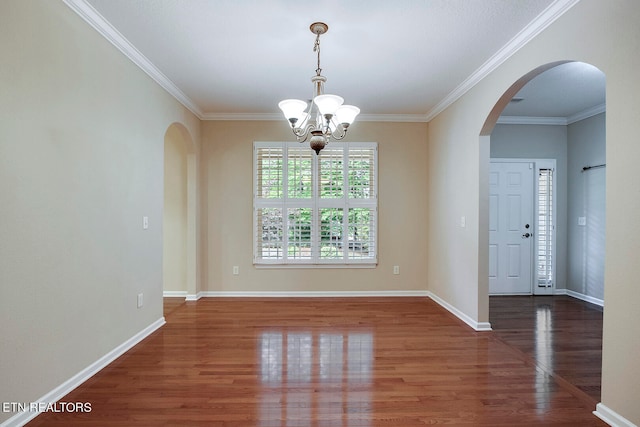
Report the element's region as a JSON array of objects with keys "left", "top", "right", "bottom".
[
  {"left": 578, "top": 216, "right": 586, "bottom": 226},
  {"left": 143, "top": 216, "right": 149, "bottom": 229}
]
